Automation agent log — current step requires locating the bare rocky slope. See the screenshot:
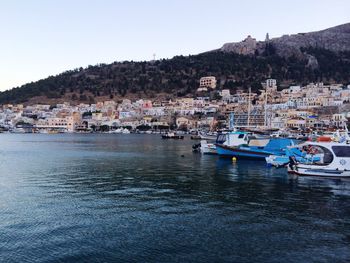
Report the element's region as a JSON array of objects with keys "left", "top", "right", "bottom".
[{"left": 221, "top": 23, "right": 350, "bottom": 58}]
